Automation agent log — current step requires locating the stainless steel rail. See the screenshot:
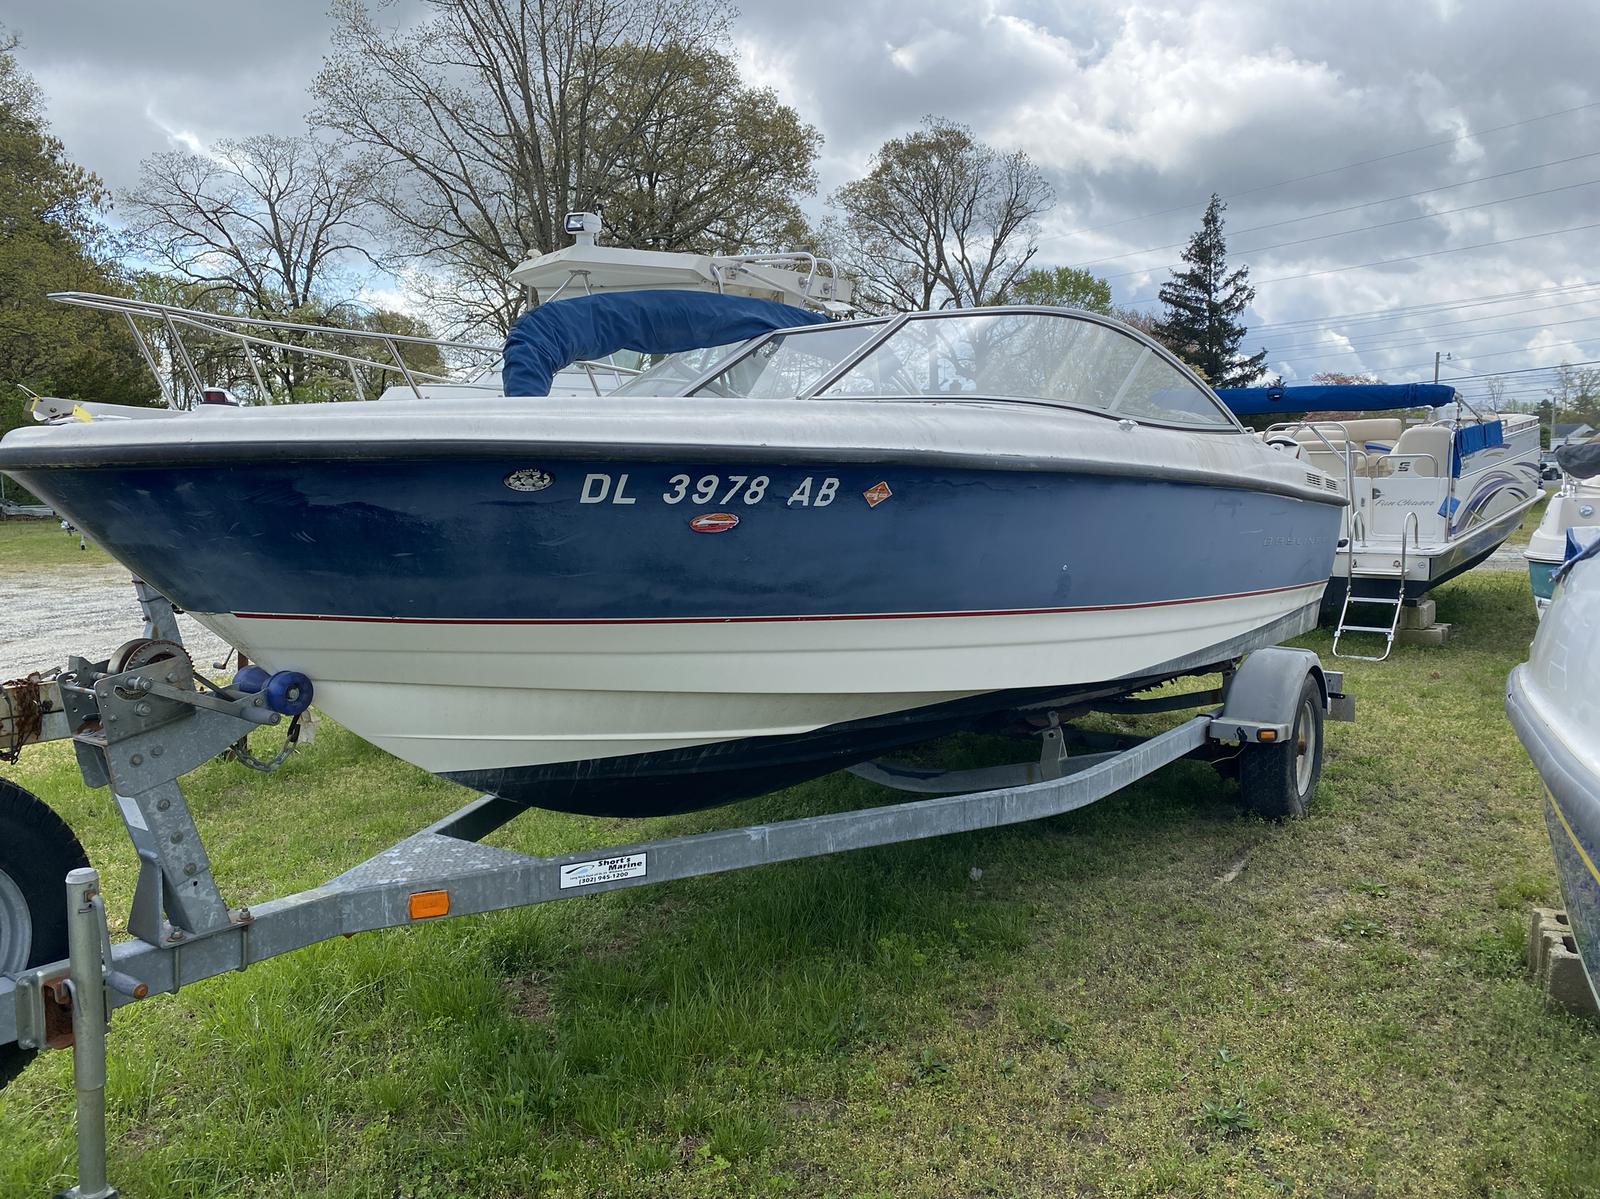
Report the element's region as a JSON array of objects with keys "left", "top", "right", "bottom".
[{"left": 48, "top": 291, "right": 638, "bottom": 406}]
